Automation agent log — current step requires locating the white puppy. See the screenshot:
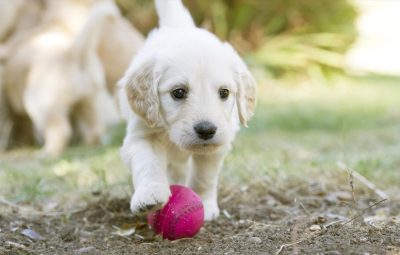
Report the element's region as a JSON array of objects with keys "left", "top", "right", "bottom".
[{"left": 119, "top": 0, "right": 256, "bottom": 220}]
